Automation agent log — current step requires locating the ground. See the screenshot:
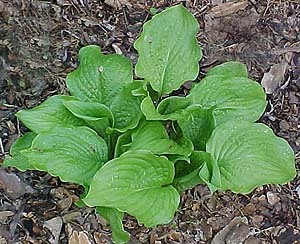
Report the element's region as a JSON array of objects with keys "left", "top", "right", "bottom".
[{"left": 0, "top": 0, "right": 299, "bottom": 243}]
